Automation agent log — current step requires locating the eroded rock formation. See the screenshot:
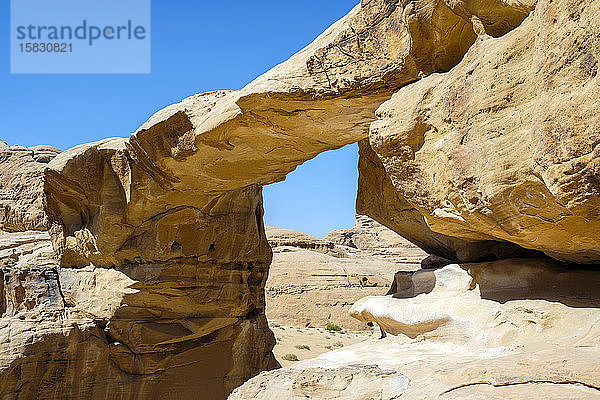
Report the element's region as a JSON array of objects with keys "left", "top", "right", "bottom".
[
  {"left": 1, "top": 0, "right": 599, "bottom": 398},
  {"left": 361, "top": 0, "right": 600, "bottom": 263},
  {"left": 233, "top": 261, "right": 600, "bottom": 399},
  {"left": 0, "top": 142, "right": 60, "bottom": 232}
]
